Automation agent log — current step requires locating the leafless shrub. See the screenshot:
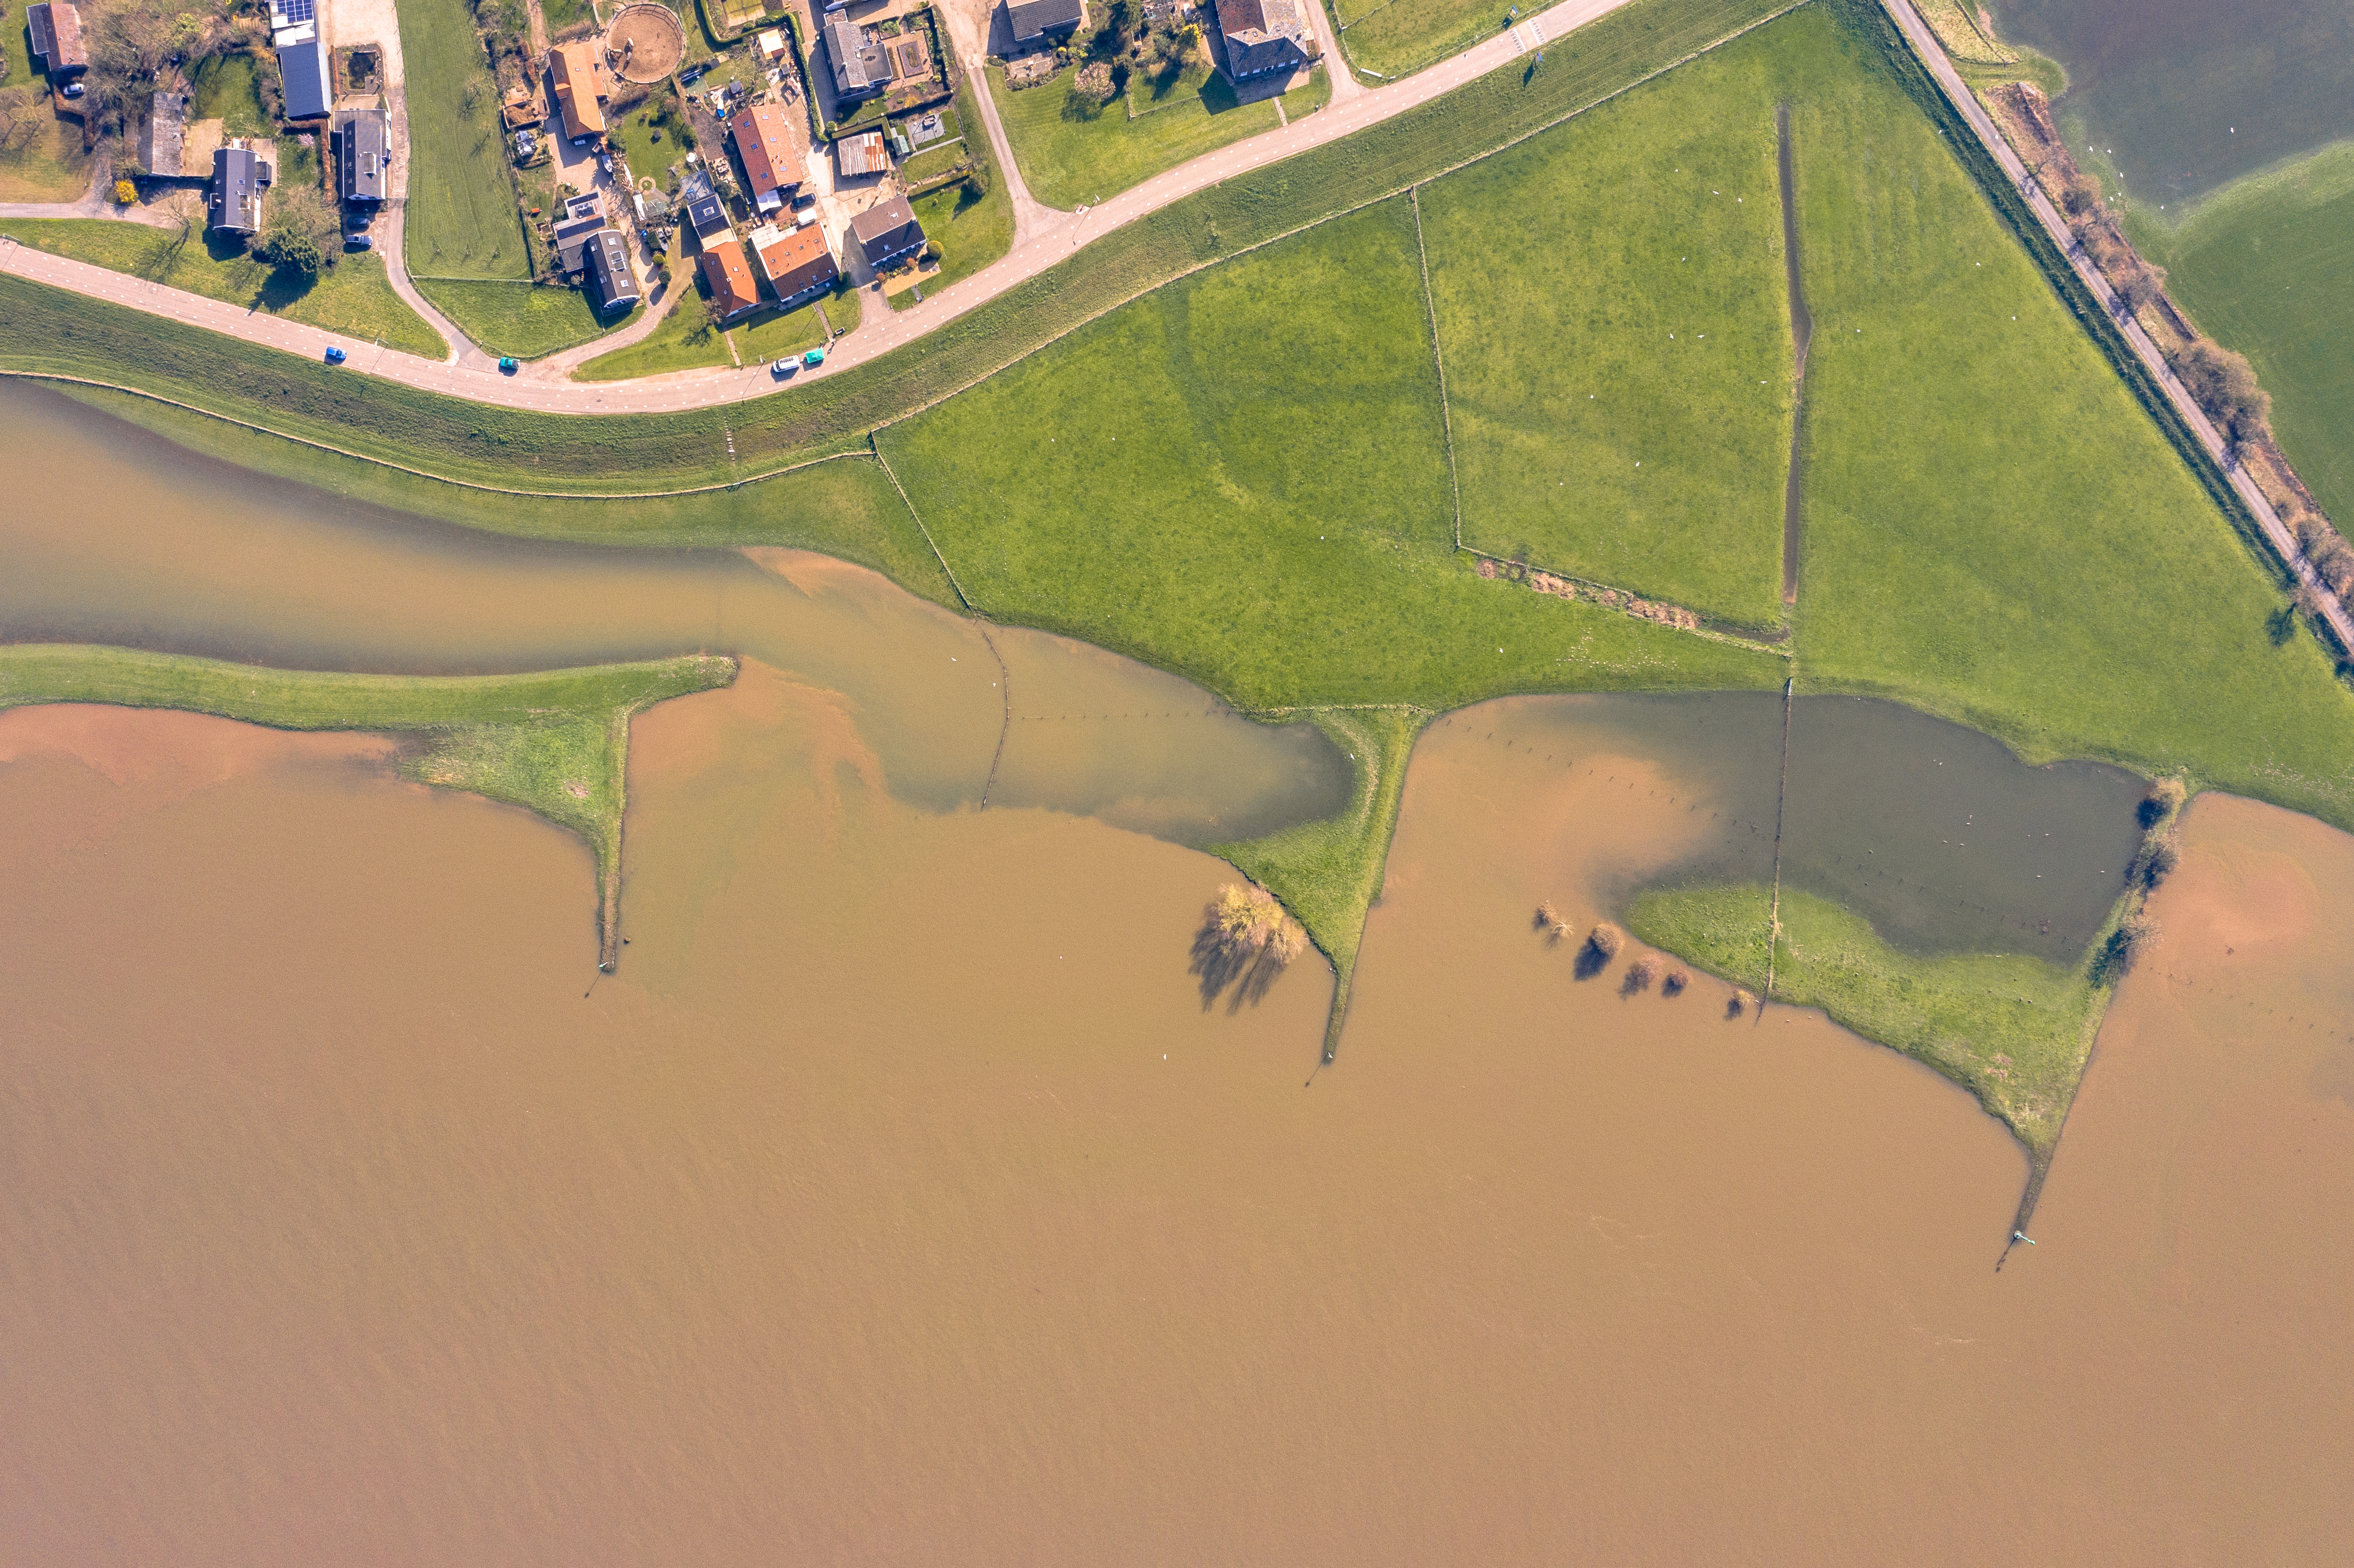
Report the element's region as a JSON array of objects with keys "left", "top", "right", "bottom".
[
  {"left": 1621, "top": 954, "right": 1661, "bottom": 995},
  {"left": 1727, "top": 988, "right": 1757, "bottom": 1019},
  {"left": 1189, "top": 883, "right": 1306, "bottom": 1011},
  {"left": 2173, "top": 338, "right": 2272, "bottom": 448},
  {"left": 1574, "top": 922, "right": 1624, "bottom": 980},
  {"left": 1662, "top": 967, "right": 1690, "bottom": 997}
]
